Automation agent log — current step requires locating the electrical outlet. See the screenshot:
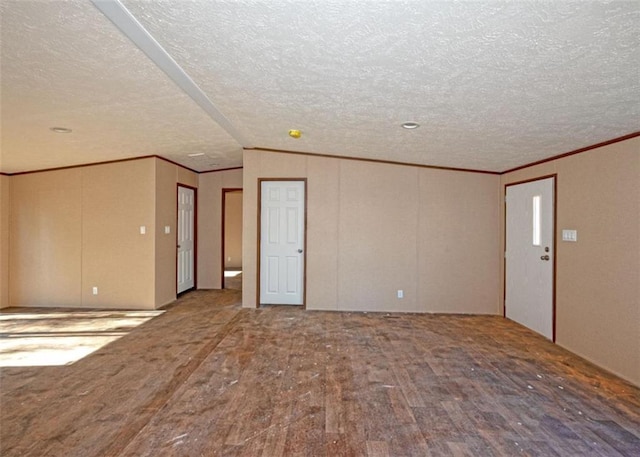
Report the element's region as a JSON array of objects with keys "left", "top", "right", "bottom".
[
  {"left": 92, "top": 286, "right": 98, "bottom": 295},
  {"left": 228, "top": 257, "right": 231, "bottom": 262},
  {"left": 397, "top": 290, "right": 404, "bottom": 299}
]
